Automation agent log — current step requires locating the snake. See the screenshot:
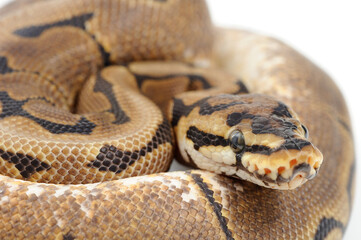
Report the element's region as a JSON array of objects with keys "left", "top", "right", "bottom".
[{"left": 0, "top": 0, "right": 355, "bottom": 239}]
